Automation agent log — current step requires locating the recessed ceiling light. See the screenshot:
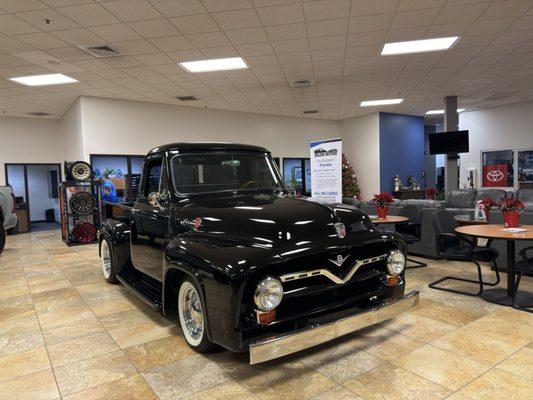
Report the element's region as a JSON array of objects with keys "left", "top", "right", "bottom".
[
  {"left": 426, "top": 109, "right": 465, "bottom": 115},
  {"left": 360, "top": 99, "right": 404, "bottom": 107},
  {"left": 179, "top": 57, "right": 247, "bottom": 73},
  {"left": 381, "top": 36, "right": 460, "bottom": 56},
  {"left": 9, "top": 73, "right": 78, "bottom": 86}
]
